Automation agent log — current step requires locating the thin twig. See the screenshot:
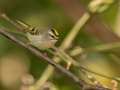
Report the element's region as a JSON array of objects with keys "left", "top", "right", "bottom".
[
  {"left": 78, "top": 65, "right": 120, "bottom": 83},
  {"left": 69, "top": 41, "right": 120, "bottom": 57},
  {"left": 60, "top": 12, "right": 90, "bottom": 49}
]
